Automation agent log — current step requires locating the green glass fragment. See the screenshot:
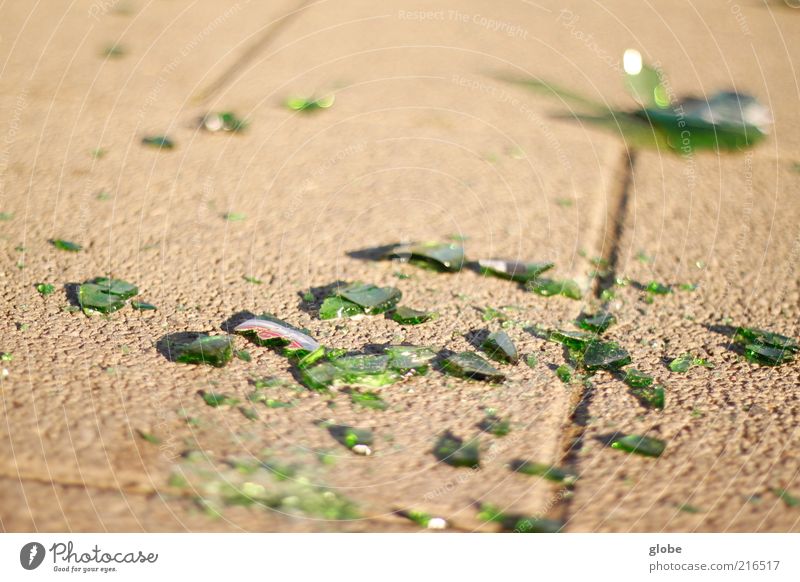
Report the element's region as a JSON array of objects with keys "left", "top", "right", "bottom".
[
  {"left": 645, "top": 281, "right": 672, "bottom": 295},
  {"left": 131, "top": 300, "right": 156, "bottom": 311},
  {"left": 142, "top": 135, "right": 174, "bottom": 149},
  {"left": 611, "top": 434, "right": 665, "bottom": 457},
  {"left": 332, "top": 354, "right": 401, "bottom": 387},
  {"left": 481, "top": 330, "right": 518, "bottom": 364},
  {"left": 398, "top": 509, "right": 436, "bottom": 528},
  {"left": 236, "top": 350, "right": 252, "bottom": 362},
  {"left": 734, "top": 327, "right": 798, "bottom": 352},
  {"left": 319, "top": 296, "right": 364, "bottom": 320},
  {"left": 576, "top": 311, "right": 616, "bottom": 333},
  {"left": 433, "top": 431, "right": 480, "bottom": 468},
  {"left": 744, "top": 343, "right": 794, "bottom": 366},
  {"left": 89, "top": 277, "right": 139, "bottom": 299},
  {"left": 511, "top": 460, "right": 577, "bottom": 485},
  {"left": 477, "top": 503, "right": 562, "bottom": 533},
  {"left": 385, "top": 345, "right": 436, "bottom": 374},
  {"left": 328, "top": 425, "right": 373, "bottom": 450},
  {"left": 582, "top": 341, "right": 631, "bottom": 370},
  {"left": 203, "top": 111, "right": 248, "bottom": 133},
  {"left": 549, "top": 329, "right": 596, "bottom": 351},
  {"left": 630, "top": 384, "right": 665, "bottom": 409},
  {"left": 669, "top": 353, "right": 713, "bottom": 373},
  {"left": 350, "top": 390, "right": 388, "bottom": 411},
  {"left": 772, "top": 488, "right": 800, "bottom": 508},
  {"left": 239, "top": 406, "right": 258, "bottom": 421},
  {"left": 482, "top": 306, "right": 507, "bottom": 321},
  {"left": 286, "top": 94, "right": 335, "bottom": 112},
  {"left": 478, "top": 259, "right": 554, "bottom": 282},
  {"left": 36, "top": 283, "right": 56, "bottom": 296},
  {"left": 525, "top": 354, "right": 538, "bottom": 368},
  {"left": 136, "top": 430, "right": 161, "bottom": 445},
  {"left": 169, "top": 334, "right": 234, "bottom": 367},
  {"left": 623, "top": 368, "right": 654, "bottom": 388},
  {"left": 527, "top": 278, "right": 582, "bottom": 299},
  {"left": 338, "top": 283, "right": 402, "bottom": 314},
  {"left": 242, "top": 275, "right": 262, "bottom": 284},
  {"left": 441, "top": 352, "right": 505, "bottom": 382},
  {"left": 391, "top": 306, "right": 437, "bottom": 325},
  {"left": 223, "top": 212, "right": 246, "bottom": 222},
  {"left": 479, "top": 414, "right": 511, "bottom": 437},
  {"left": 79, "top": 278, "right": 139, "bottom": 313},
  {"left": 201, "top": 391, "right": 240, "bottom": 407},
  {"left": 555, "top": 364, "right": 573, "bottom": 383},
  {"left": 300, "top": 361, "right": 340, "bottom": 391},
  {"left": 387, "top": 242, "right": 465, "bottom": 272},
  {"left": 51, "top": 239, "right": 82, "bottom": 252}
]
